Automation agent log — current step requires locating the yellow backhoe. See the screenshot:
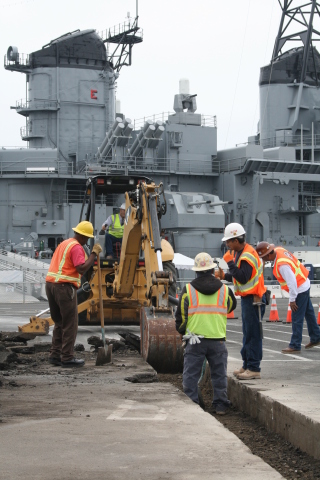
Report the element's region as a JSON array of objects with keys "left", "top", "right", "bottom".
[{"left": 19, "top": 174, "right": 183, "bottom": 373}]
